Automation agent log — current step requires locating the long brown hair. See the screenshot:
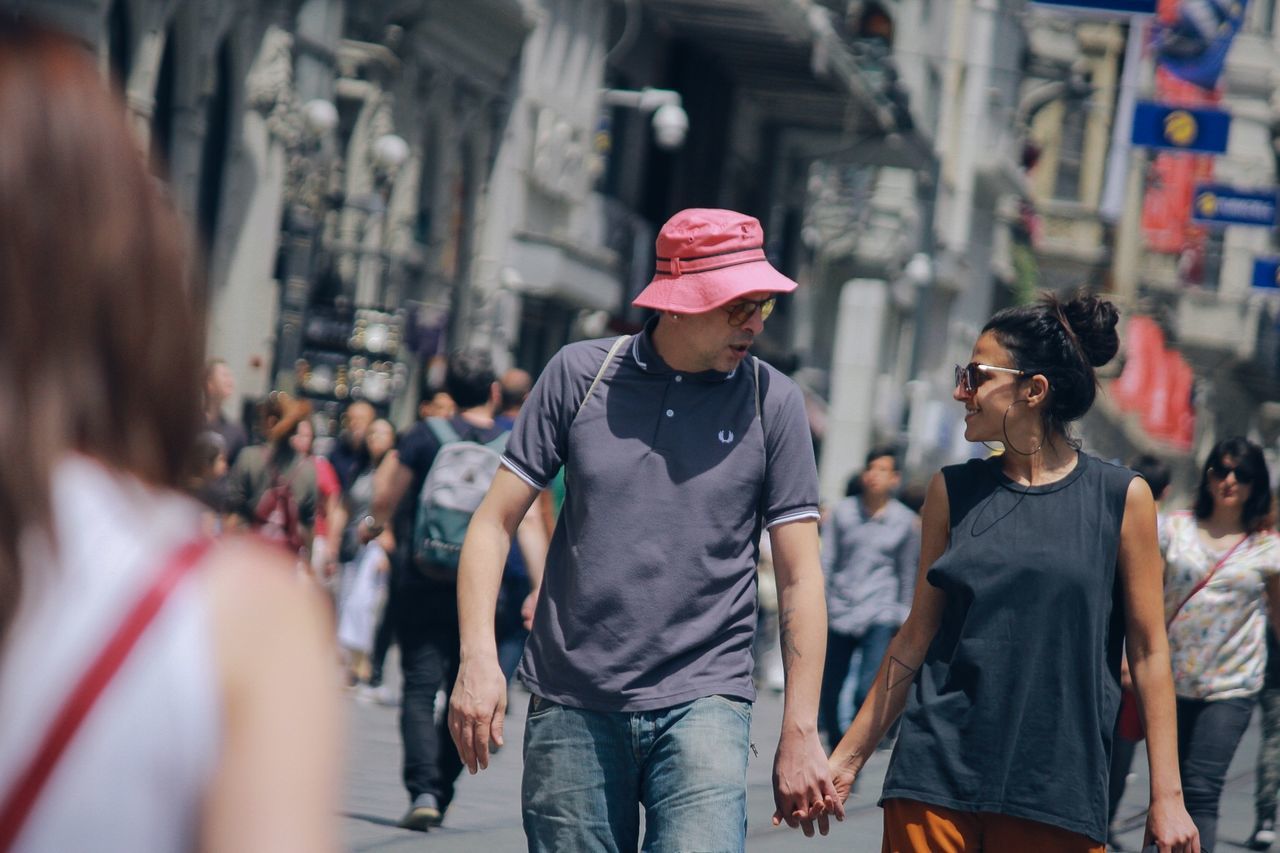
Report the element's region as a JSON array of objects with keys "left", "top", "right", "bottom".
[{"left": 0, "top": 18, "right": 205, "bottom": 645}]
